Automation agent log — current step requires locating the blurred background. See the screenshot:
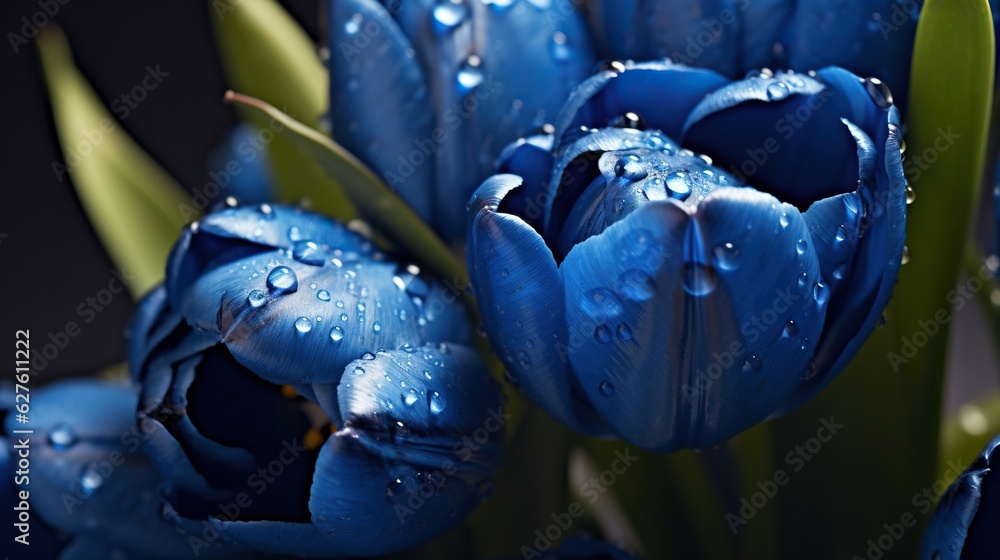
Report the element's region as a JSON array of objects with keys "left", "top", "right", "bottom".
[{"left": 0, "top": 0, "right": 995, "bottom": 410}]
